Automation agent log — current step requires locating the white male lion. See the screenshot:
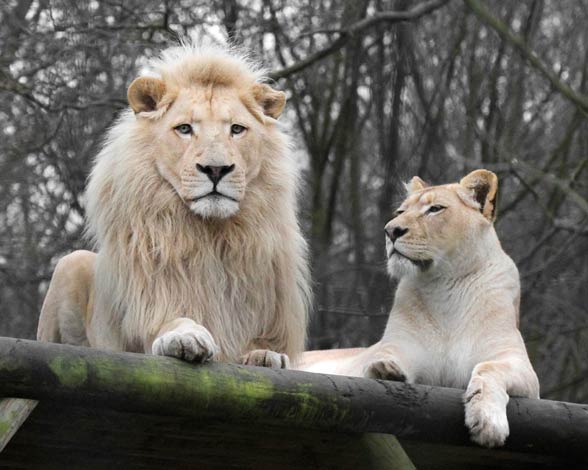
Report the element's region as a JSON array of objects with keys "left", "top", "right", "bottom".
[
  {"left": 296, "top": 170, "right": 539, "bottom": 447},
  {"left": 37, "top": 45, "right": 311, "bottom": 368}
]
